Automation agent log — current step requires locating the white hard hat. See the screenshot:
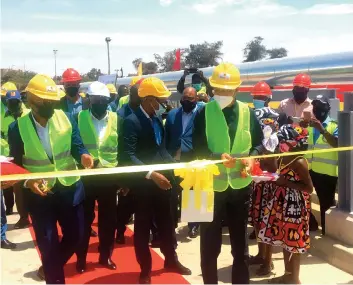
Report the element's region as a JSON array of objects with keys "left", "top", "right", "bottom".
[{"left": 87, "top": 81, "right": 110, "bottom": 98}]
